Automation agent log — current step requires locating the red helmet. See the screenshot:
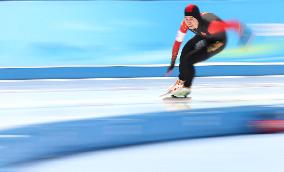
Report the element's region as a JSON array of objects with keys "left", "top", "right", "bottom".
[{"left": 184, "top": 4, "right": 201, "bottom": 20}]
